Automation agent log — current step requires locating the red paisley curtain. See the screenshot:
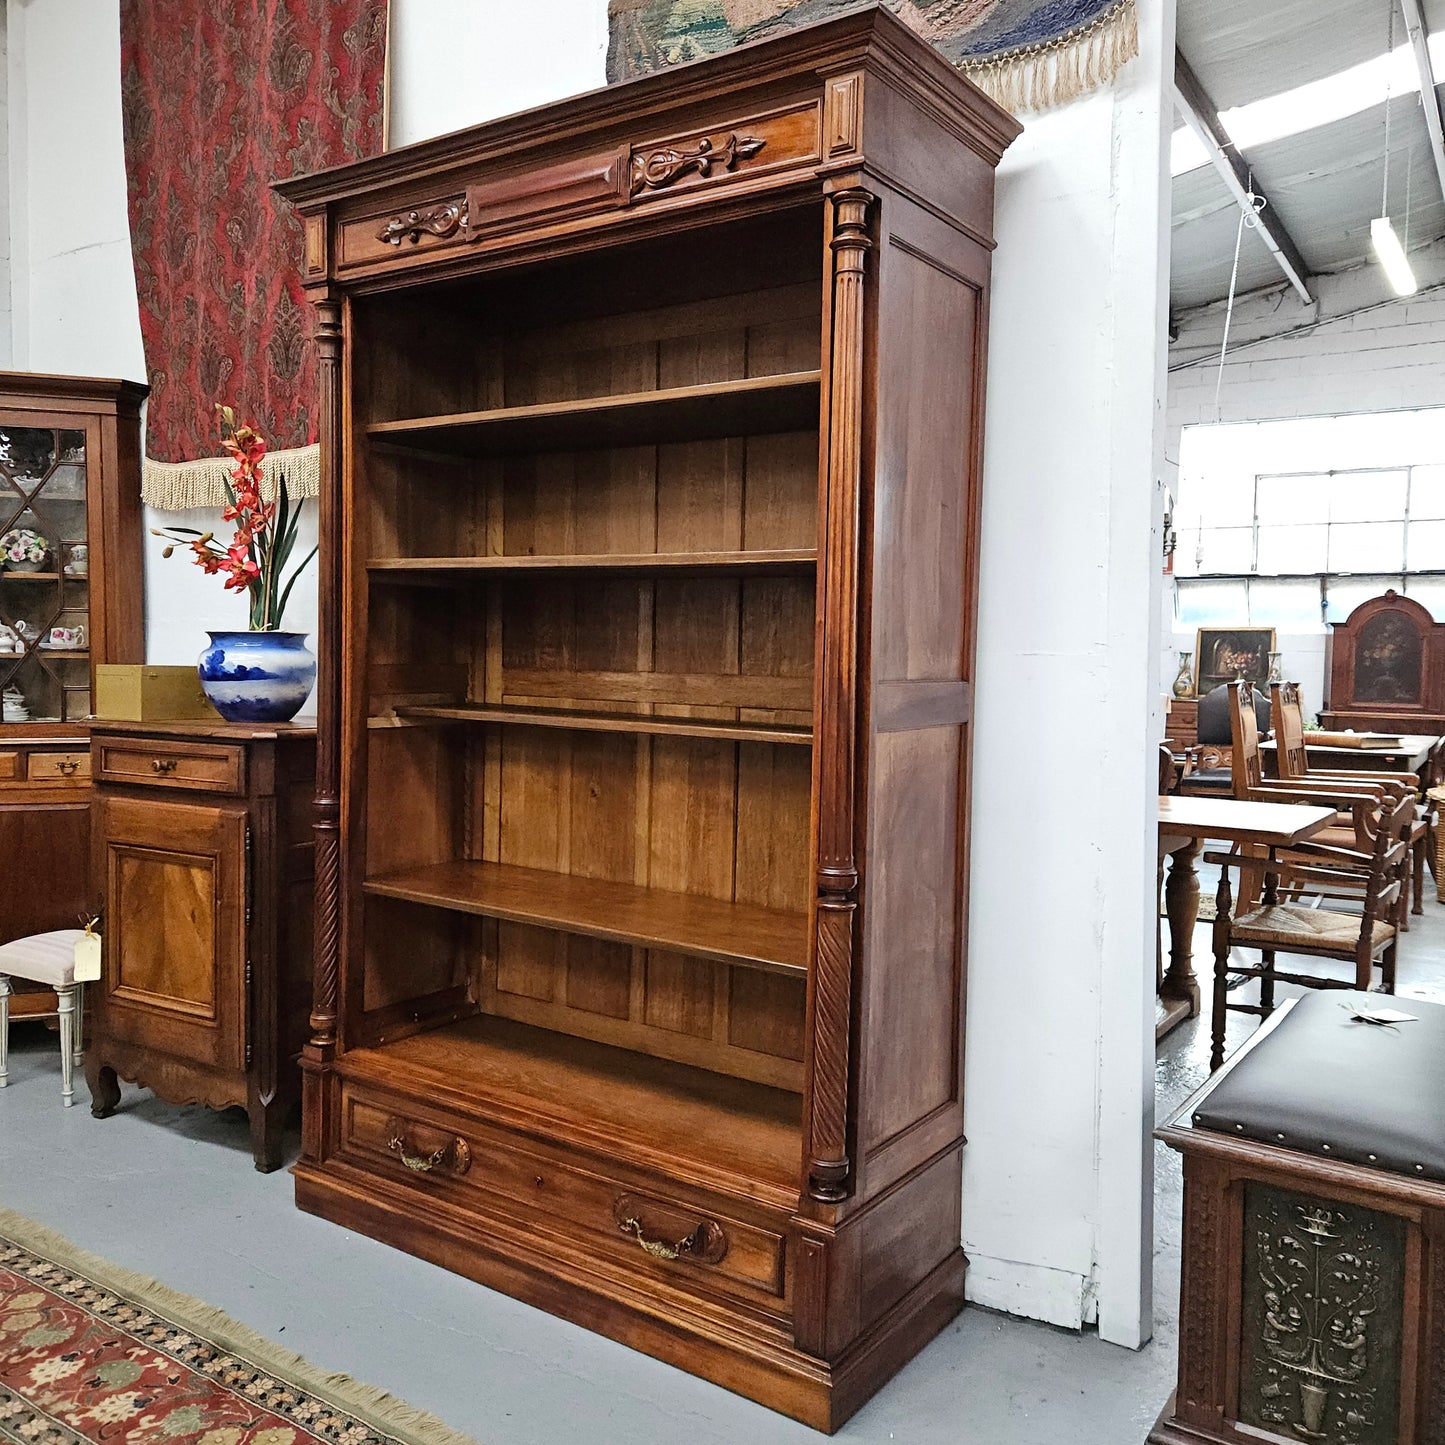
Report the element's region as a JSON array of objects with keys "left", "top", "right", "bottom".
[{"left": 120, "top": 0, "right": 387, "bottom": 506}]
